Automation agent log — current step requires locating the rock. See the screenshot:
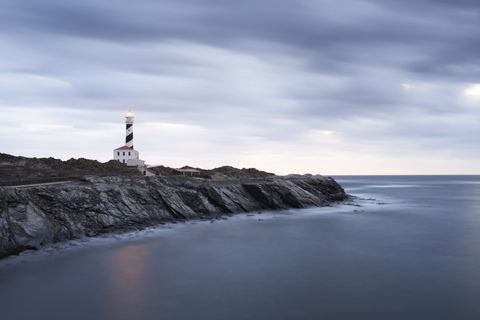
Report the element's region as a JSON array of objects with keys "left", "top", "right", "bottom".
[
  {"left": 0, "top": 175, "right": 347, "bottom": 248},
  {"left": 0, "top": 245, "right": 38, "bottom": 260},
  {"left": 0, "top": 153, "right": 137, "bottom": 185},
  {"left": 346, "top": 203, "right": 361, "bottom": 207}
]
